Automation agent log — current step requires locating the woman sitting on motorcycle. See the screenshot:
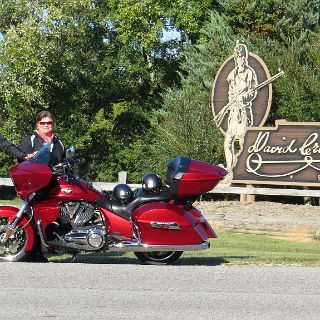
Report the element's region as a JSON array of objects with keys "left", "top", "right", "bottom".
[
  {"left": 20, "top": 110, "right": 66, "bottom": 164},
  {"left": 20, "top": 110, "right": 66, "bottom": 262}
]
